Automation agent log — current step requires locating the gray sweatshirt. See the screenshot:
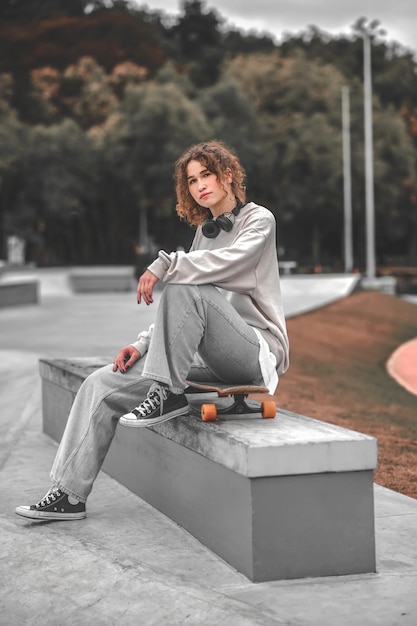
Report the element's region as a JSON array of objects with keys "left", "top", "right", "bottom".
[{"left": 141, "top": 202, "right": 289, "bottom": 376}]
